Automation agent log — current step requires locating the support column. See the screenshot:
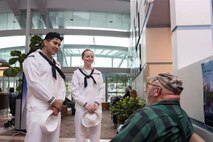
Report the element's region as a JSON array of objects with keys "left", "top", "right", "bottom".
[
  {"left": 170, "top": 0, "right": 213, "bottom": 70},
  {"left": 25, "top": 0, "right": 31, "bottom": 54}
]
